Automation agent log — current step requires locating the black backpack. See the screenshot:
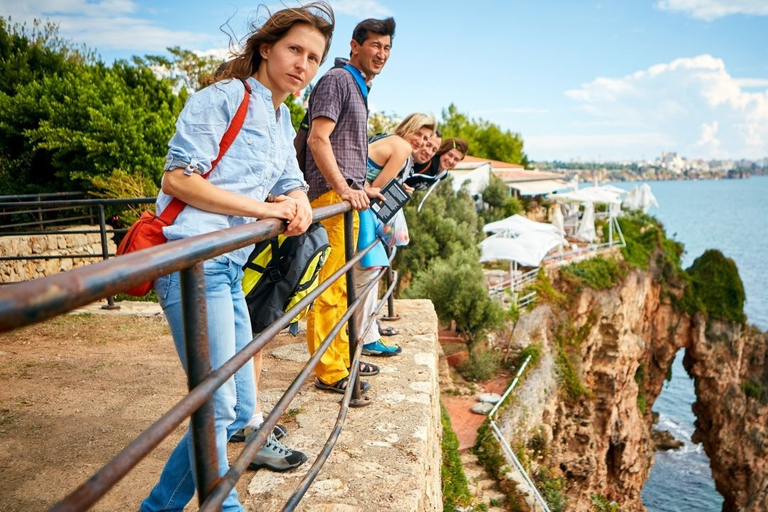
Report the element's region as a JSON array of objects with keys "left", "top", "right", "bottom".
[{"left": 242, "top": 222, "right": 331, "bottom": 335}]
